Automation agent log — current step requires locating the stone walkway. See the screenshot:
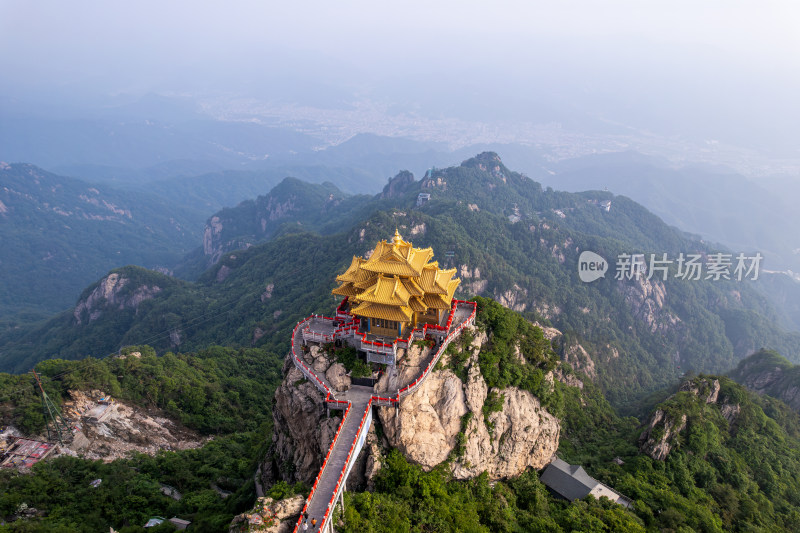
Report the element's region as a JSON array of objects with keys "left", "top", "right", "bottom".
[{"left": 302, "top": 387, "right": 373, "bottom": 531}]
